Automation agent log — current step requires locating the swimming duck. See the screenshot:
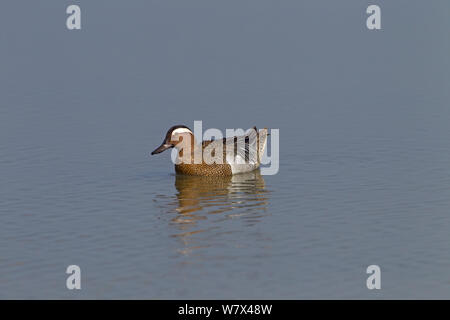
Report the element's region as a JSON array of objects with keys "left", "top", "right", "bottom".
[{"left": 151, "top": 125, "right": 268, "bottom": 176}]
